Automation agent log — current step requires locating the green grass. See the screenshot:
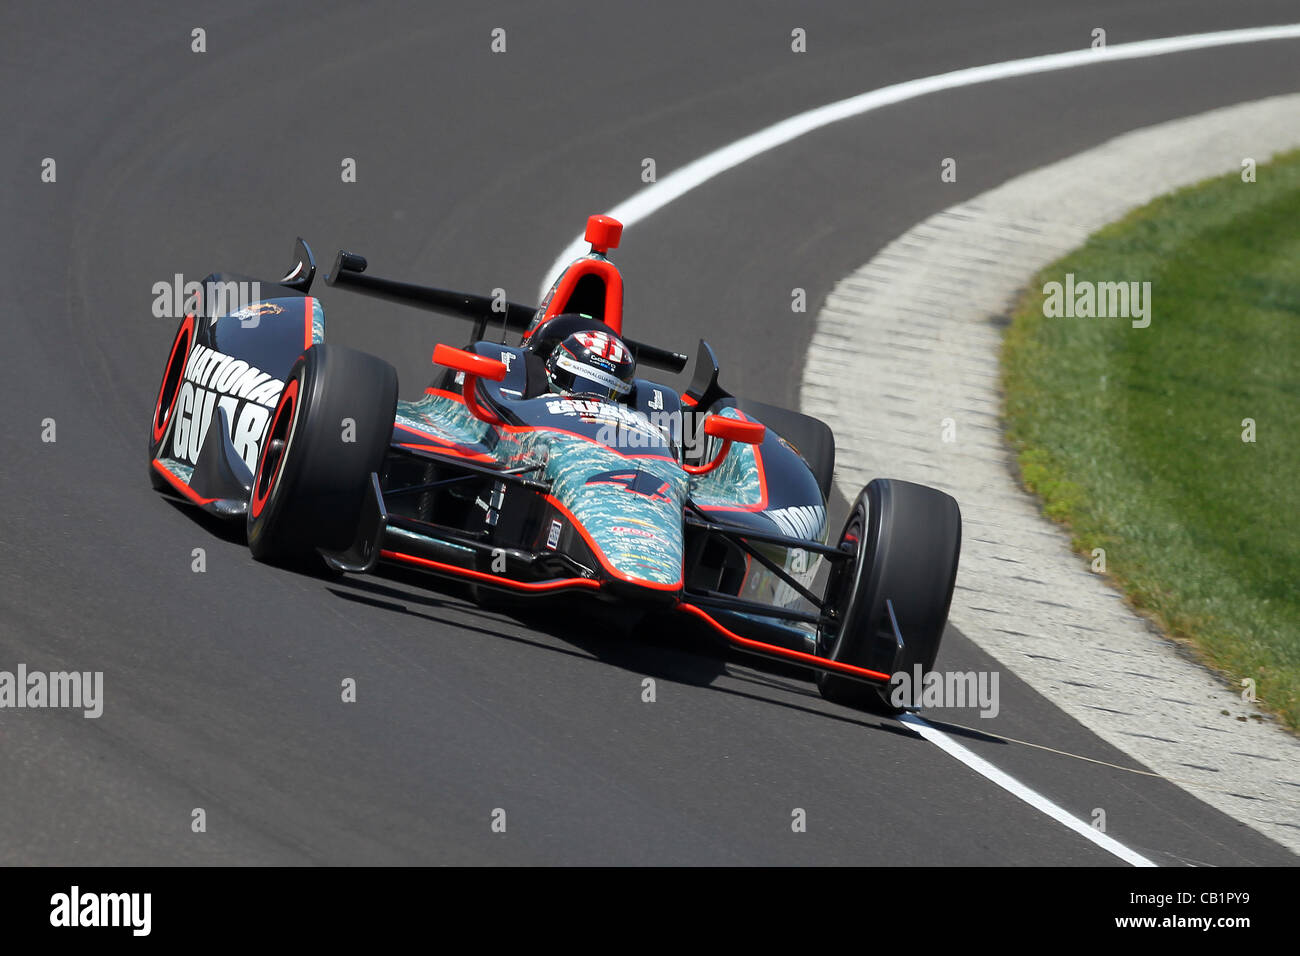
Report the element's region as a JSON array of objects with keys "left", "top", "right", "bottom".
[{"left": 1001, "top": 150, "right": 1300, "bottom": 732}]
